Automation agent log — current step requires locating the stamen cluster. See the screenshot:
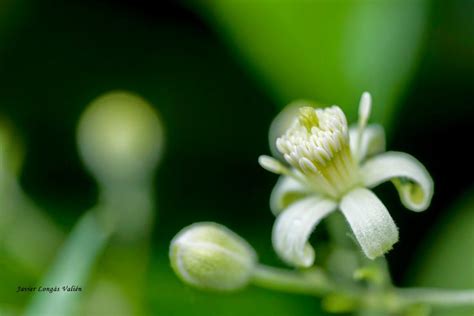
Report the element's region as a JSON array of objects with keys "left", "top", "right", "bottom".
[{"left": 275, "top": 106, "right": 359, "bottom": 198}]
